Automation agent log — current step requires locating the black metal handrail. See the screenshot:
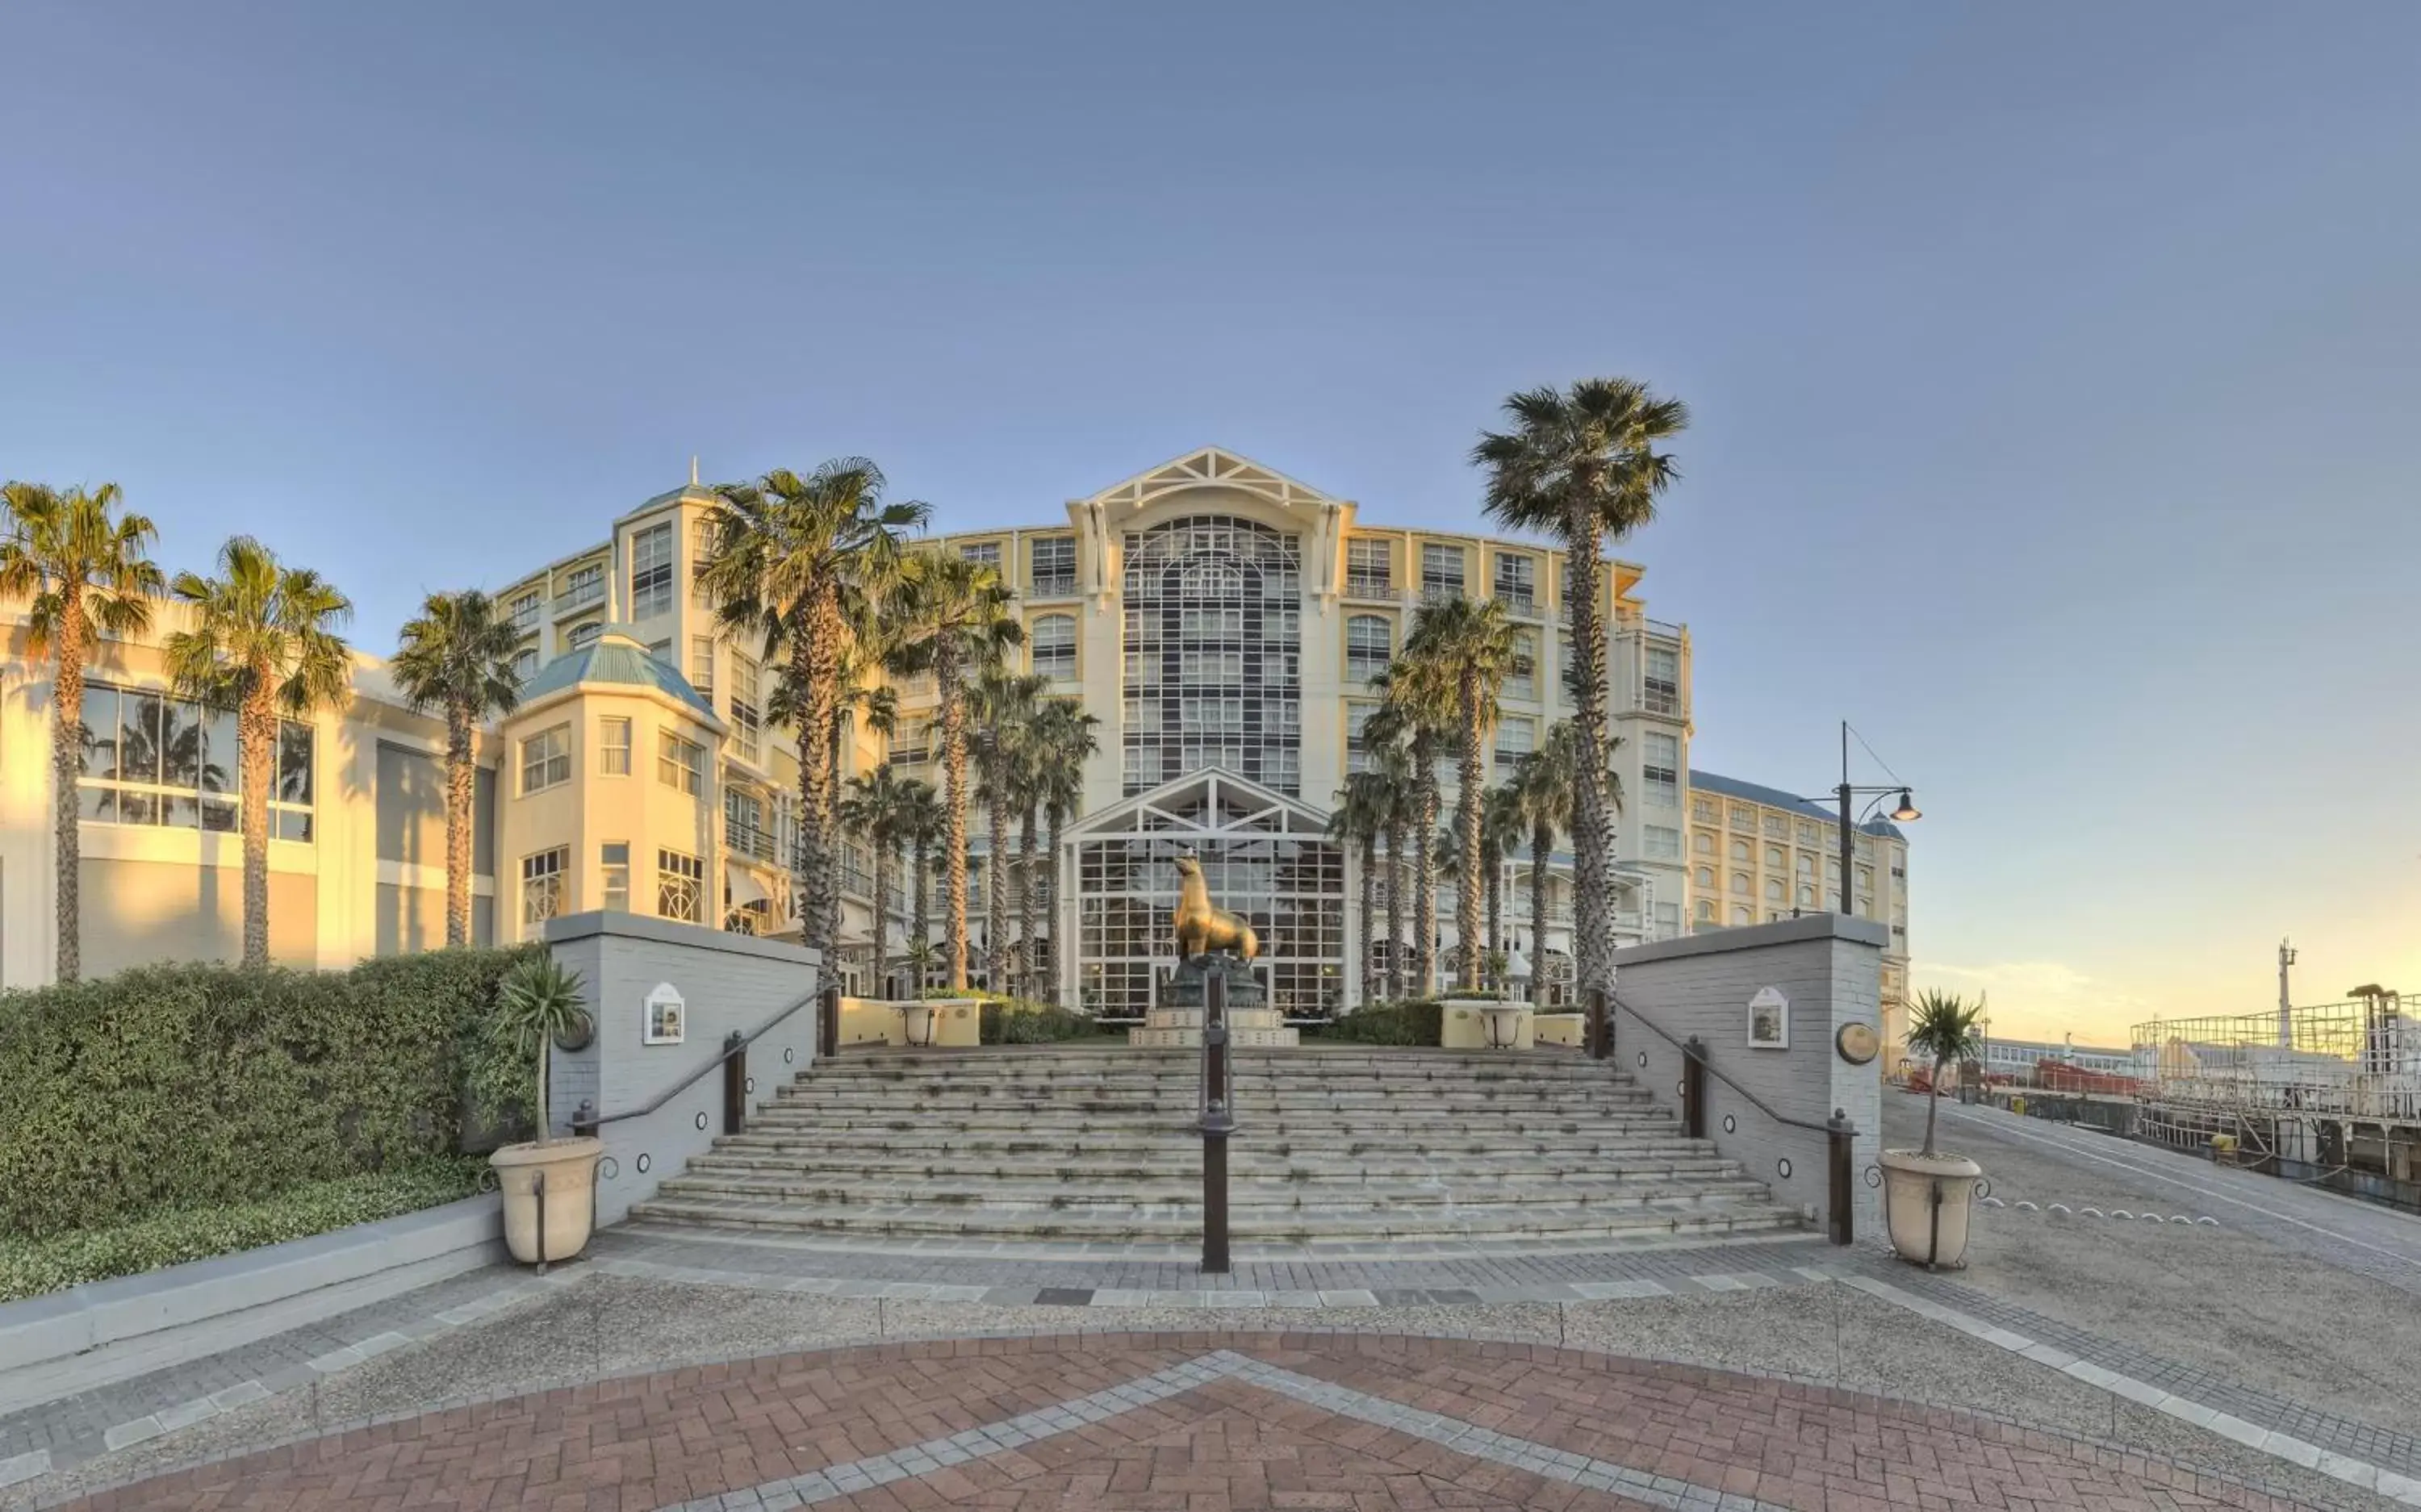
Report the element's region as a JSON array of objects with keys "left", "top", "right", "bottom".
[
  {"left": 572, "top": 984, "right": 834, "bottom": 1137},
  {"left": 1609, "top": 990, "right": 1832, "bottom": 1134}
]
